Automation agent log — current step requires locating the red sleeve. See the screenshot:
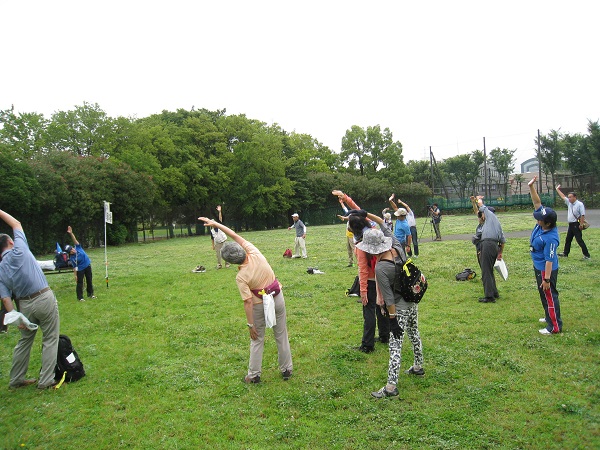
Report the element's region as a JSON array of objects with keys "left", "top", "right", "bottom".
[{"left": 343, "top": 194, "right": 360, "bottom": 211}]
